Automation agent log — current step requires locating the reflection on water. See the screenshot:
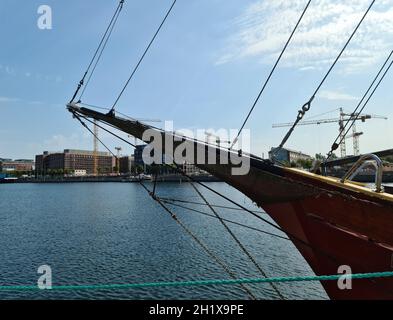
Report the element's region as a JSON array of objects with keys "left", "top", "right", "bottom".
[{"left": 0, "top": 182, "right": 327, "bottom": 300}]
